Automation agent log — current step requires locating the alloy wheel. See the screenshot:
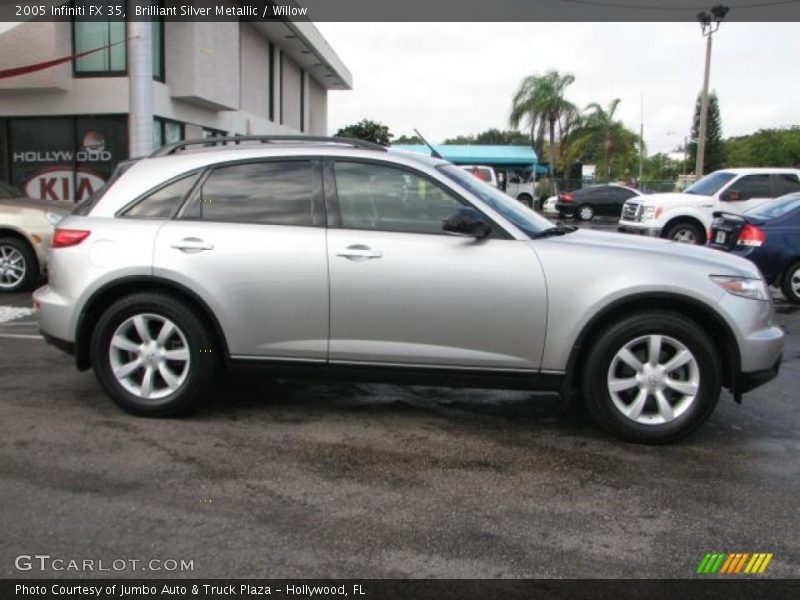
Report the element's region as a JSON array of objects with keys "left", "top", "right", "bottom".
[
  {"left": 672, "top": 228, "right": 697, "bottom": 244},
  {"left": 0, "top": 245, "right": 26, "bottom": 290},
  {"left": 109, "top": 313, "right": 191, "bottom": 401},
  {"left": 606, "top": 334, "right": 699, "bottom": 425}
]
